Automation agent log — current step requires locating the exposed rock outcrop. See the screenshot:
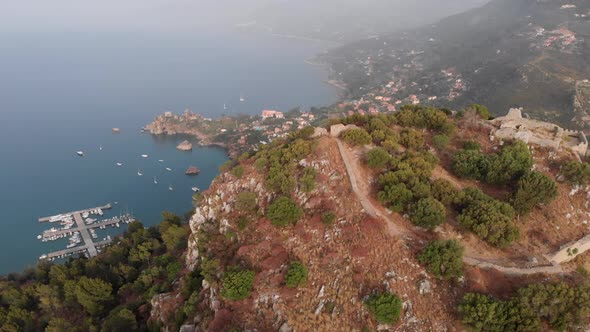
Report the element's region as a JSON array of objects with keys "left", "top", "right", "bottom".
[{"left": 177, "top": 140, "right": 193, "bottom": 151}]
